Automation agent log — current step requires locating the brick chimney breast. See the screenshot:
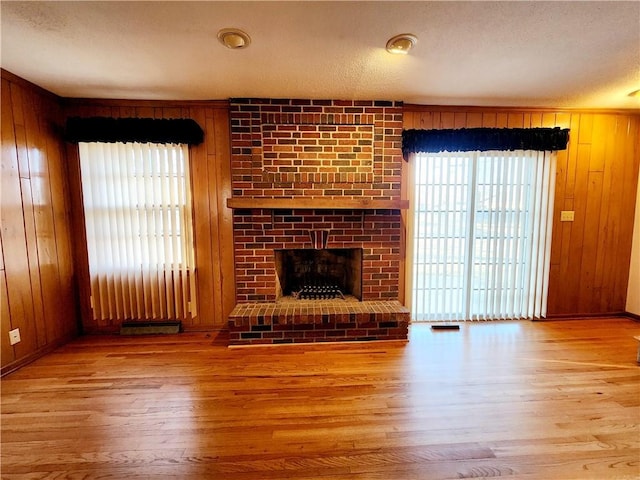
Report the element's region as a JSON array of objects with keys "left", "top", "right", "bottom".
[{"left": 228, "top": 99, "right": 409, "bottom": 344}]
